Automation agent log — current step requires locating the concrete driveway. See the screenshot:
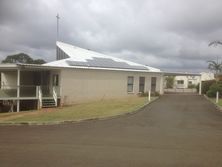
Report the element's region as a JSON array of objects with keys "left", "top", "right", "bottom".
[{"left": 1, "top": 95, "right": 222, "bottom": 167}]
